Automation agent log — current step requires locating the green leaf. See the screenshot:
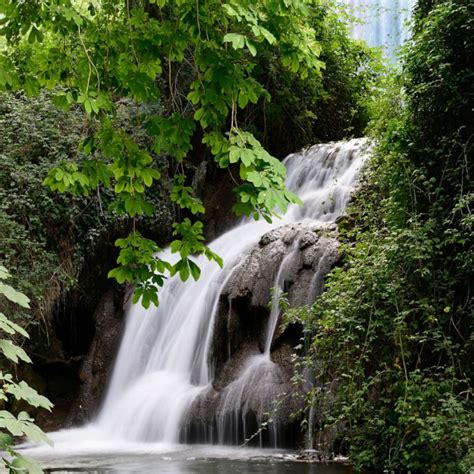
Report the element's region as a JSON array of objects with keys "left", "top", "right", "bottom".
[
  {"left": 17, "top": 412, "right": 52, "bottom": 446},
  {"left": 238, "top": 92, "right": 249, "bottom": 109},
  {"left": 174, "top": 259, "right": 190, "bottom": 282},
  {"left": 246, "top": 170, "right": 263, "bottom": 187},
  {"left": 0, "top": 339, "right": 32, "bottom": 364},
  {"left": 10, "top": 454, "right": 44, "bottom": 474},
  {"left": 223, "top": 33, "right": 246, "bottom": 50},
  {"left": 245, "top": 38, "right": 257, "bottom": 56},
  {"left": 188, "top": 259, "right": 201, "bottom": 281},
  {"left": 0, "top": 313, "right": 29, "bottom": 338},
  {"left": 124, "top": 196, "right": 142, "bottom": 217},
  {"left": 0, "top": 432, "right": 14, "bottom": 448},
  {"left": 0, "top": 283, "right": 30, "bottom": 308},
  {"left": 0, "top": 266, "right": 9, "bottom": 280},
  {"left": 4, "top": 380, "right": 53, "bottom": 410},
  {"left": 0, "top": 410, "right": 23, "bottom": 436}
]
